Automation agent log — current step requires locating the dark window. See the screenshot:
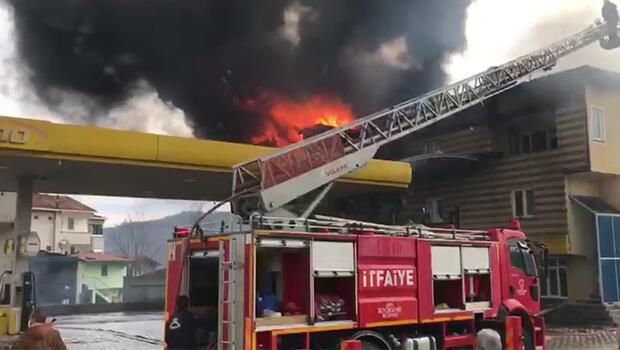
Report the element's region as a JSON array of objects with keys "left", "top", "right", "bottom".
[
  {"left": 509, "top": 128, "right": 558, "bottom": 156},
  {"left": 509, "top": 238, "right": 526, "bottom": 271},
  {"left": 549, "top": 129, "right": 558, "bottom": 149},
  {"left": 509, "top": 133, "right": 520, "bottom": 155},
  {"left": 521, "top": 134, "right": 531, "bottom": 154},
  {"left": 513, "top": 189, "right": 535, "bottom": 217},
  {"left": 559, "top": 268, "right": 568, "bottom": 297},
  {"left": 46, "top": 246, "right": 51, "bottom": 251},
  {"left": 514, "top": 191, "right": 524, "bottom": 217},
  {"left": 101, "top": 265, "right": 108, "bottom": 277},
  {"left": 48, "top": 216, "right": 53, "bottom": 220},
  {"left": 549, "top": 269, "right": 559, "bottom": 295},
  {"left": 508, "top": 238, "right": 537, "bottom": 277},
  {"left": 90, "top": 224, "right": 103, "bottom": 236},
  {"left": 526, "top": 189, "right": 535, "bottom": 215},
  {"left": 531, "top": 130, "right": 547, "bottom": 152},
  {"left": 542, "top": 257, "right": 568, "bottom": 298},
  {"left": 33, "top": 215, "right": 38, "bottom": 220}
]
